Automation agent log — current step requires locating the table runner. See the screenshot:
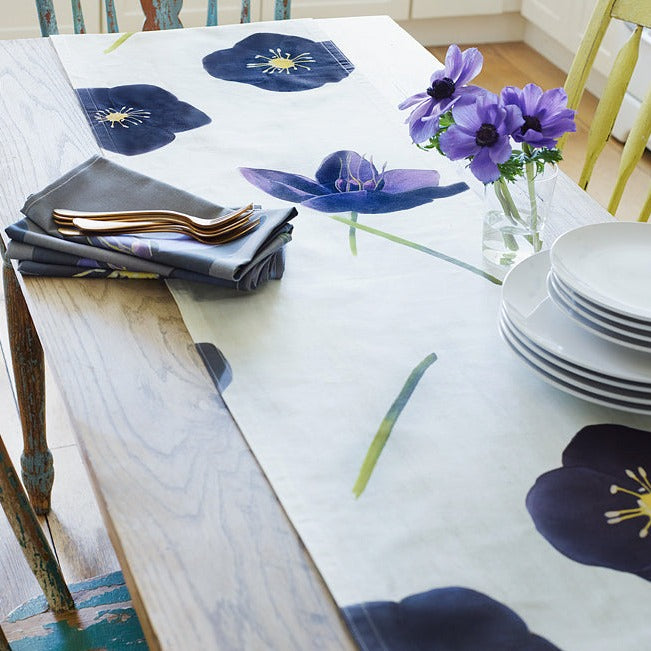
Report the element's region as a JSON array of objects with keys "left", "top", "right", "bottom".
[{"left": 50, "top": 18, "right": 651, "bottom": 650}]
